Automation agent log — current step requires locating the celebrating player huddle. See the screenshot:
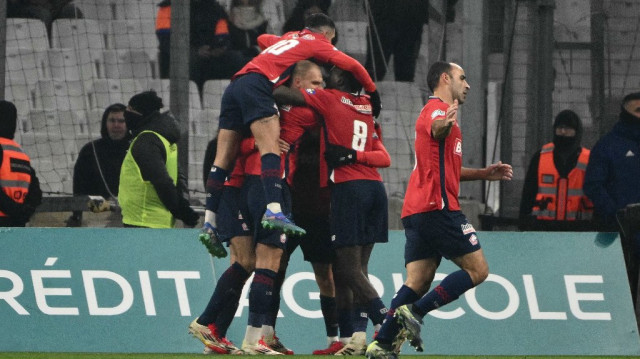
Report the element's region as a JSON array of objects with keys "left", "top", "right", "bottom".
[{"left": 189, "top": 12, "right": 513, "bottom": 357}]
